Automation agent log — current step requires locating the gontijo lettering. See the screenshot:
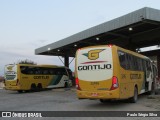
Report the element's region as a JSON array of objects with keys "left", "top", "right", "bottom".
[
  {"left": 78, "top": 64, "right": 112, "bottom": 71},
  {"left": 130, "top": 74, "right": 141, "bottom": 79},
  {"left": 34, "top": 76, "right": 49, "bottom": 79}
]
